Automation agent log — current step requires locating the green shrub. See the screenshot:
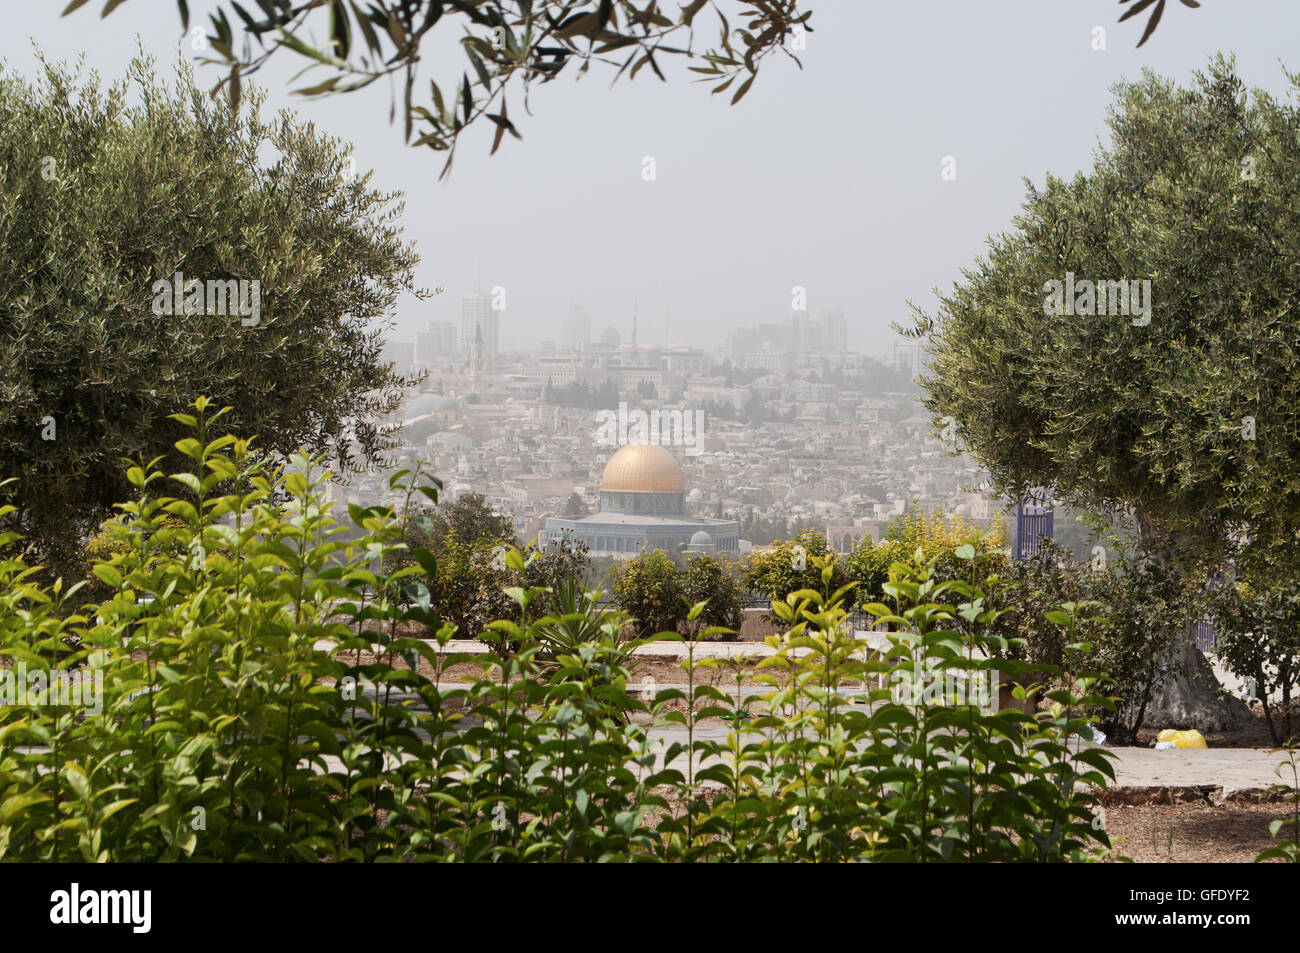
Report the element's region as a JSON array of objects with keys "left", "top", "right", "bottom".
[
  {"left": 658, "top": 550, "right": 1117, "bottom": 861},
  {"left": 1210, "top": 577, "right": 1300, "bottom": 745},
  {"left": 741, "top": 530, "right": 846, "bottom": 609},
  {"left": 680, "top": 554, "right": 743, "bottom": 639},
  {"left": 386, "top": 489, "right": 591, "bottom": 653},
  {"left": 611, "top": 549, "right": 685, "bottom": 638},
  {"left": 1257, "top": 745, "right": 1299, "bottom": 863},
  {"left": 0, "top": 399, "right": 1117, "bottom": 861},
  {"left": 988, "top": 539, "right": 1205, "bottom": 742},
  {"left": 844, "top": 507, "right": 1008, "bottom": 609}
]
